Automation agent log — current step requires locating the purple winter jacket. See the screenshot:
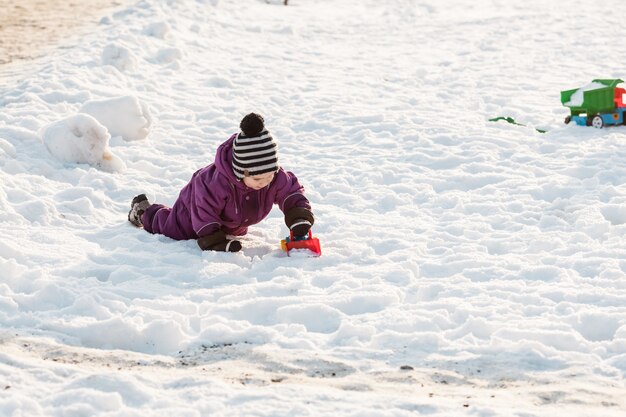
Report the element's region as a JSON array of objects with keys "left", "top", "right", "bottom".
[{"left": 142, "top": 134, "right": 312, "bottom": 241}]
